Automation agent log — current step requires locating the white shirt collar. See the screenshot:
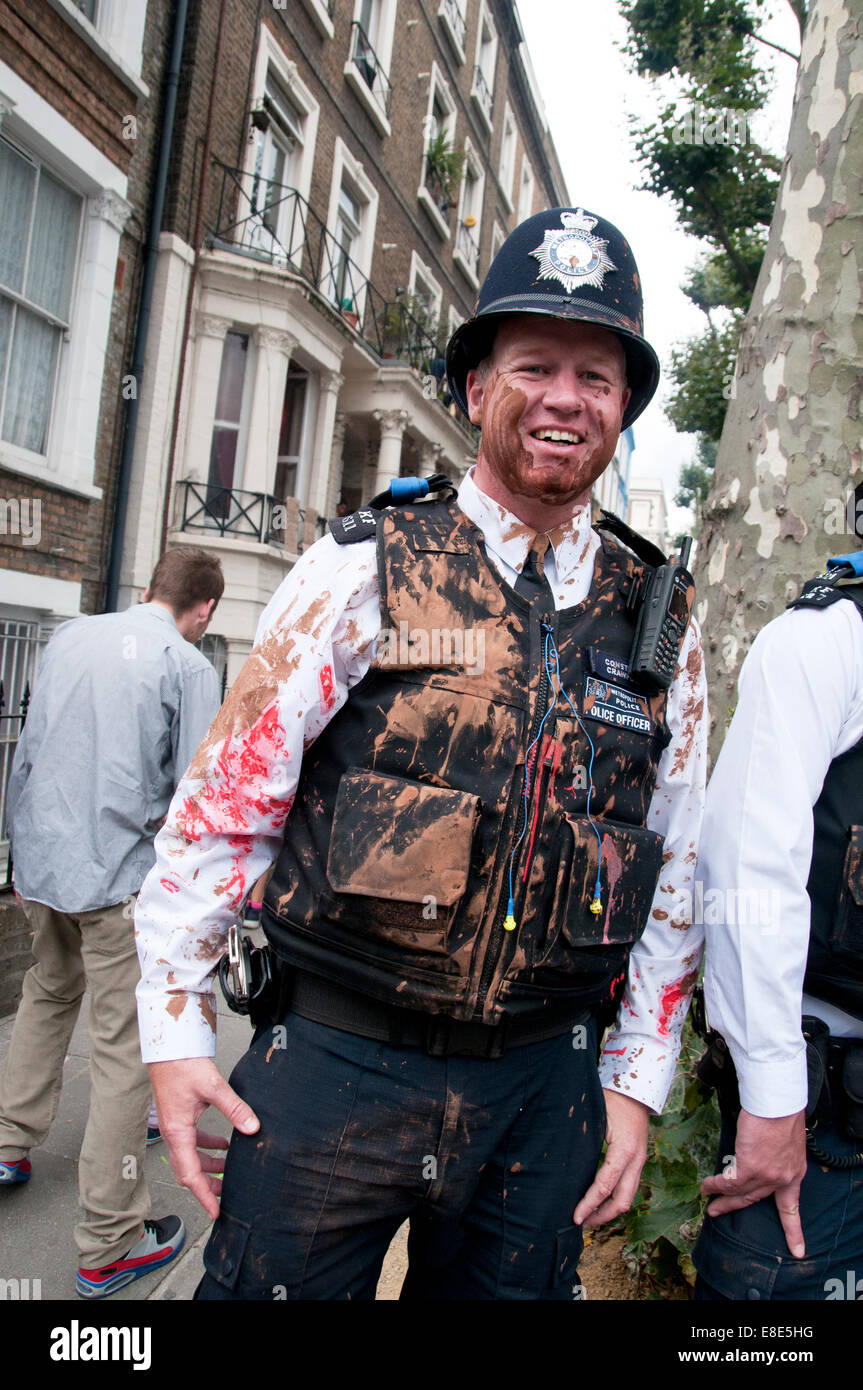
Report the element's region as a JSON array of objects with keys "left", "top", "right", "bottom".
[{"left": 456, "top": 467, "right": 596, "bottom": 582}]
